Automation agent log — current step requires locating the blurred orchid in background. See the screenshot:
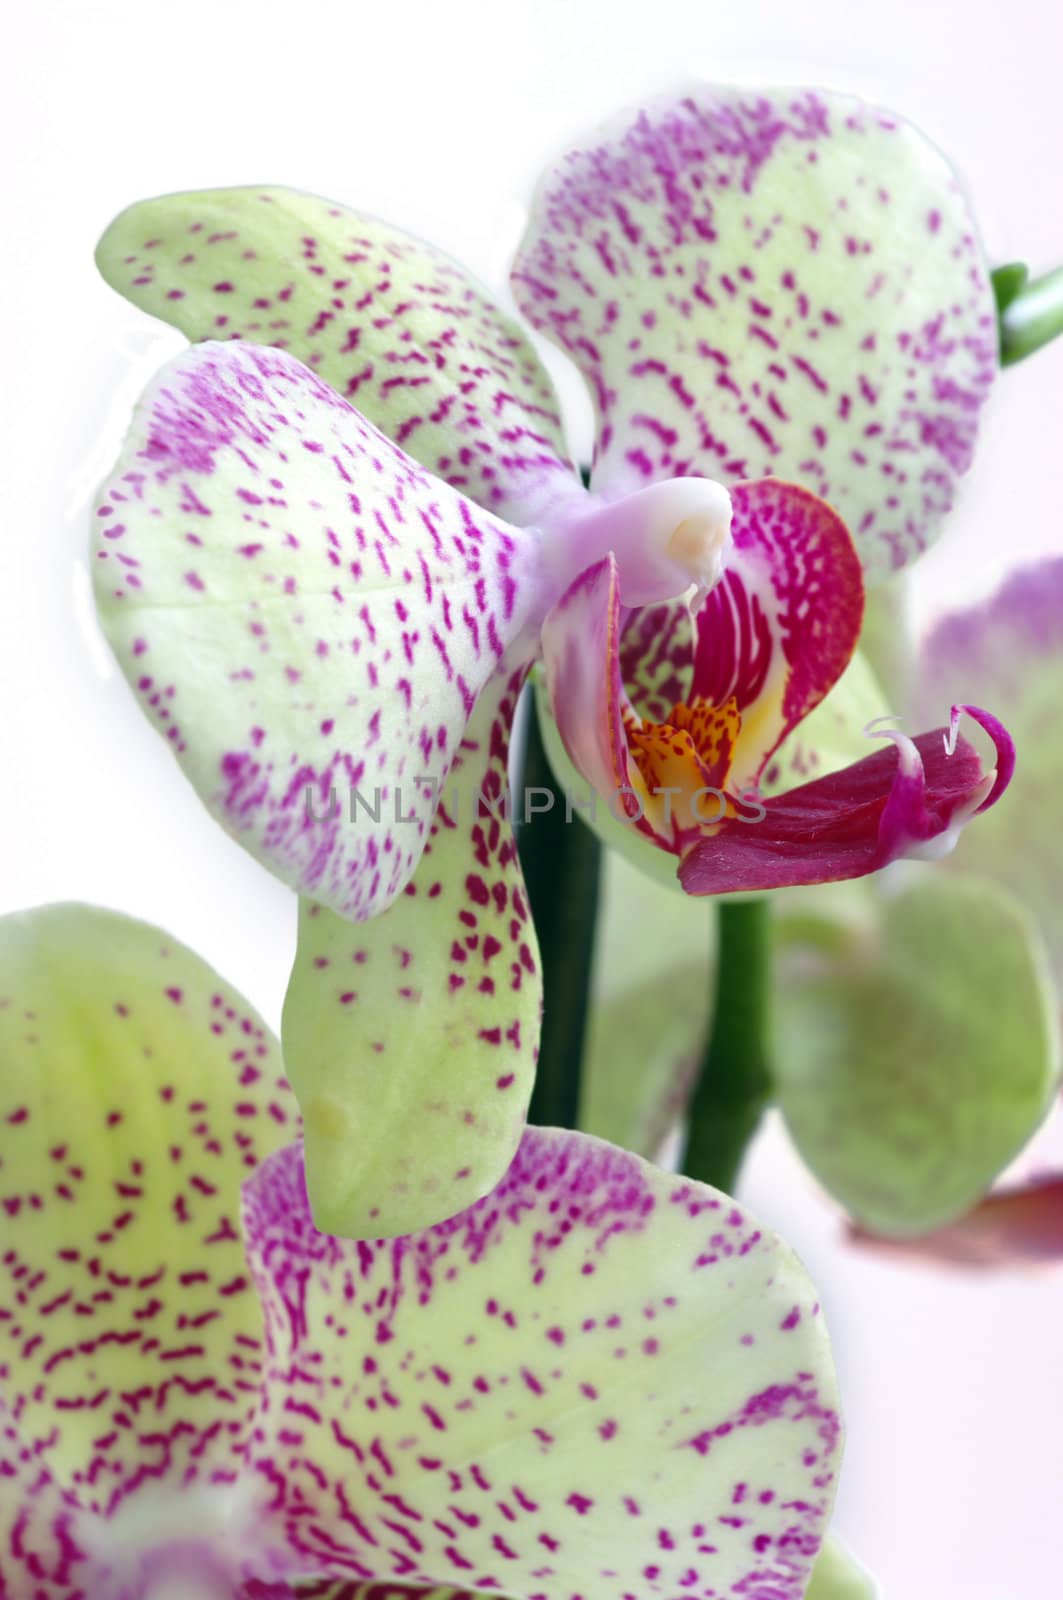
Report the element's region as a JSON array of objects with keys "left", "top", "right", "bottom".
[
  {"left": 869, "top": 555, "right": 1063, "bottom": 1266},
  {"left": 90, "top": 86, "right": 1013, "bottom": 1238},
  {"left": 0, "top": 903, "right": 858, "bottom": 1600}
]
